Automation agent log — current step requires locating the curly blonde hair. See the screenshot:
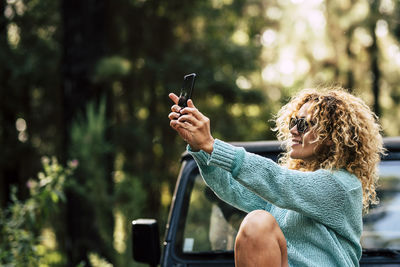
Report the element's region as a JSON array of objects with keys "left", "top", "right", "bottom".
[{"left": 274, "top": 87, "right": 385, "bottom": 212}]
